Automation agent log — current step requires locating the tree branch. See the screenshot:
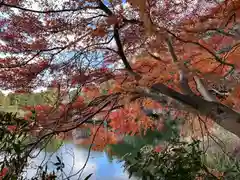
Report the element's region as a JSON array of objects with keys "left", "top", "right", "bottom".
[
  {"left": 98, "top": 1, "right": 137, "bottom": 76},
  {"left": 147, "top": 51, "right": 167, "bottom": 64},
  {"left": 193, "top": 76, "right": 217, "bottom": 102},
  {"left": 165, "top": 29, "right": 235, "bottom": 68},
  {"left": 165, "top": 36, "right": 194, "bottom": 95},
  {"left": 113, "top": 26, "right": 133, "bottom": 71},
  {"left": 148, "top": 83, "right": 240, "bottom": 138}
]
